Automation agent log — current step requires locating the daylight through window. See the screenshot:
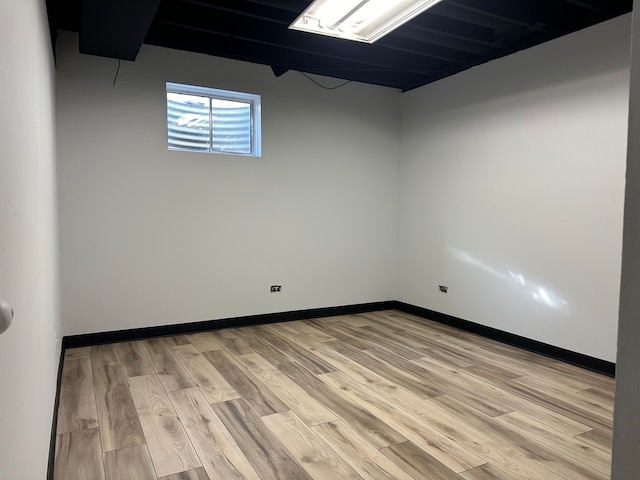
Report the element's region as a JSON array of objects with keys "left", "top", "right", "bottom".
[{"left": 166, "top": 82, "right": 261, "bottom": 157}]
